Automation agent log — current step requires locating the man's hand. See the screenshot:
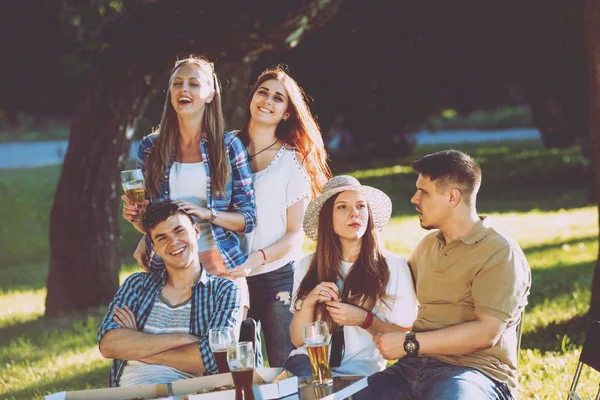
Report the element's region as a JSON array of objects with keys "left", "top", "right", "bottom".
[
  {"left": 374, "top": 331, "right": 407, "bottom": 360},
  {"left": 113, "top": 306, "right": 138, "bottom": 330},
  {"left": 325, "top": 301, "right": 367, "bottom": 326}
]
